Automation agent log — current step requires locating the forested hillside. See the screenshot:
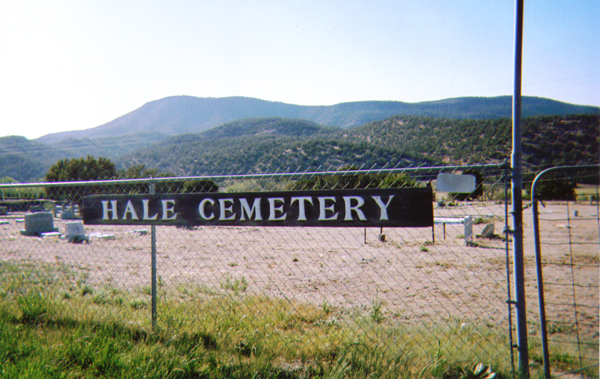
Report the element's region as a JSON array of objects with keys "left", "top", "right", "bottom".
[
  {"left": 118, "top": 119, "right": 427, "bottom": 175},
  {"left": 345, "top": 116, "right": 511, "bottom": 164},
  {"left": 3, "top": 114, "right": 597, "bottom": 182},
  {"left": 118, "top": 114, "right": 599, "bottom": 176},
  {"left": 0, "top": 136, "right": 75, "bottom": 182},
  {"left": 345, "top": 114, "right": 599, "bottom": 167}
]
